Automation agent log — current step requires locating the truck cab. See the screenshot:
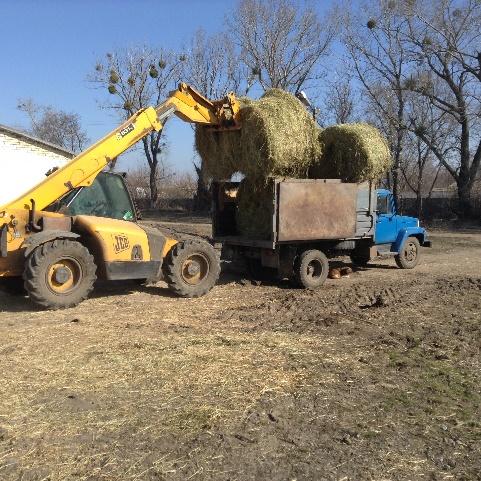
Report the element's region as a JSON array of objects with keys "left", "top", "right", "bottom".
[{"left": 374, "top": 188, "right": 431, "bottom": 252}]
